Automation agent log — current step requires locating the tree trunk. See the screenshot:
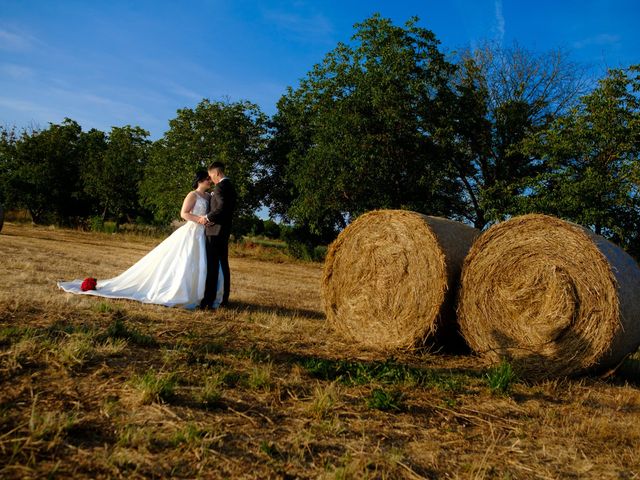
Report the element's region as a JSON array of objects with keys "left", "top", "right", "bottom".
[
  {"left": 29, "top": 208, "right": 43, "bottom": 225},
  {"left": 0, "top": 205, "right": 4, "bottom": 233}
]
